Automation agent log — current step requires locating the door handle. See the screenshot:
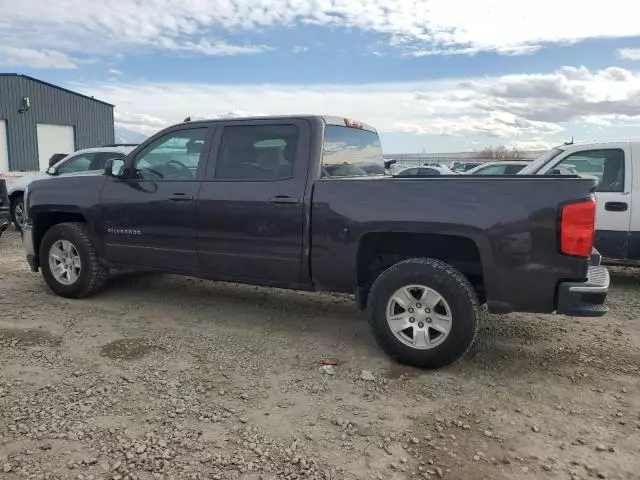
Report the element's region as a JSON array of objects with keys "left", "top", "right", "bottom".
[
  {"left": 269, "top": 196, "right": 299, "bottom": 205},
  {"left": 605, "top": 201, "right": 628, "bottom": 212},
  {"left": 167, "top": 193, "right": 194, "bottom": 201}
]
